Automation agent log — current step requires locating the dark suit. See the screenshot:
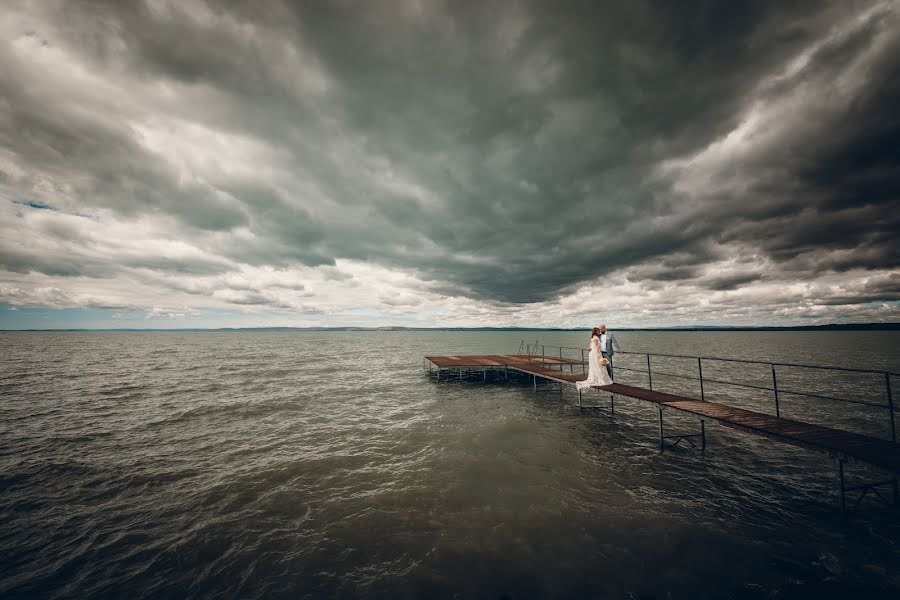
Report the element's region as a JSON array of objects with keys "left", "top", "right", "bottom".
[{"left": 600, "top": 332, "right": 615, "bottom": 379}]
